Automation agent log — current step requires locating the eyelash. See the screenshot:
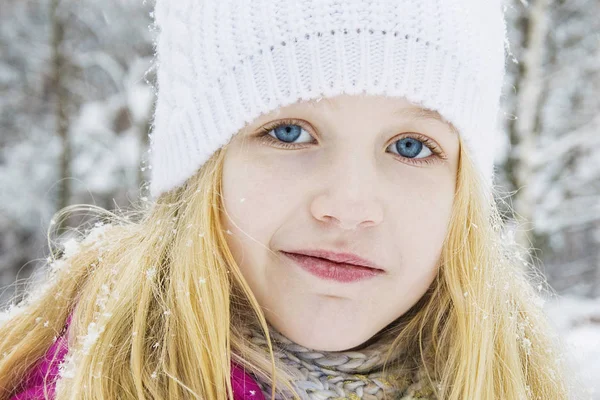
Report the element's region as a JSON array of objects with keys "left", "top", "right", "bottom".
[{"left": 257, "top": 118, "right": 446, "bottom": 166}]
